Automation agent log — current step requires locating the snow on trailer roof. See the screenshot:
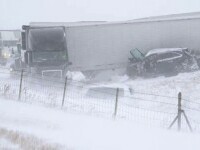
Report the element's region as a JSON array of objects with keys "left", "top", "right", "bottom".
[
  {"left": 145, "top": 48, "right": 187, "bottom": 57},
  {"left": 29, "top": 12, "right": 200, "bottom": 28},
  {"left": 29, "top": 21, "right": 108, "bottom": 27},
  {"left": 128, "top": 11, "right": 200, "bottom": 22}
]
